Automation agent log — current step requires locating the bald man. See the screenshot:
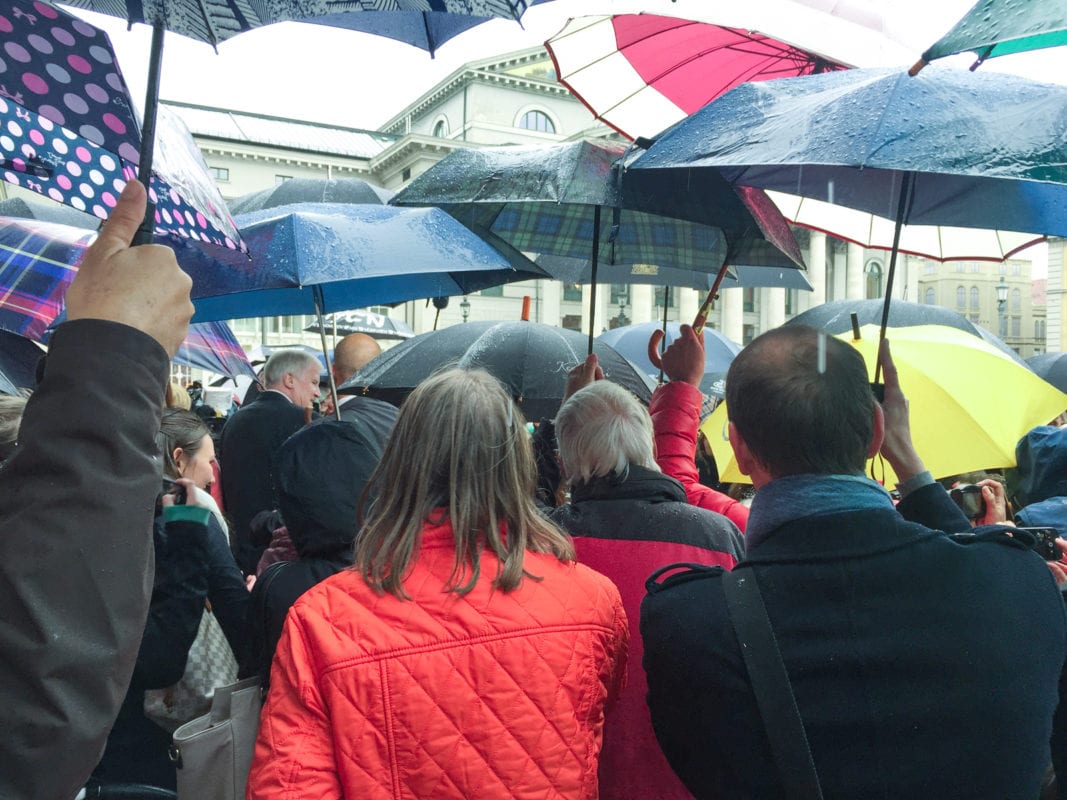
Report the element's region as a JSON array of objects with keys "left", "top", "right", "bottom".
[{"left": 331, "top": 332, "right": 398, "bottom": 452}]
